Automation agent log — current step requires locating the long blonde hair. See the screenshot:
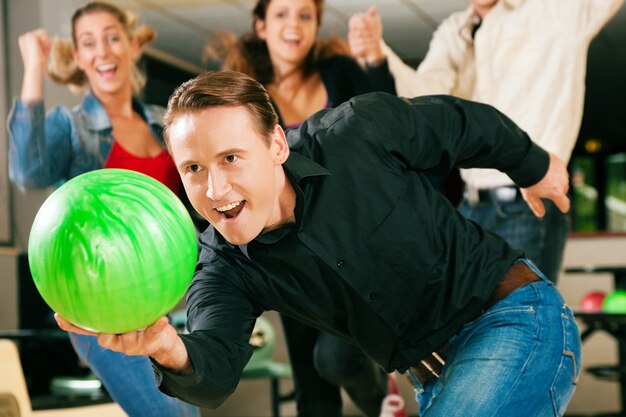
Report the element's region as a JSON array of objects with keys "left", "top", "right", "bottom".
[{"left": 48, "top": 1, "right": 155, "bottom": 95}]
